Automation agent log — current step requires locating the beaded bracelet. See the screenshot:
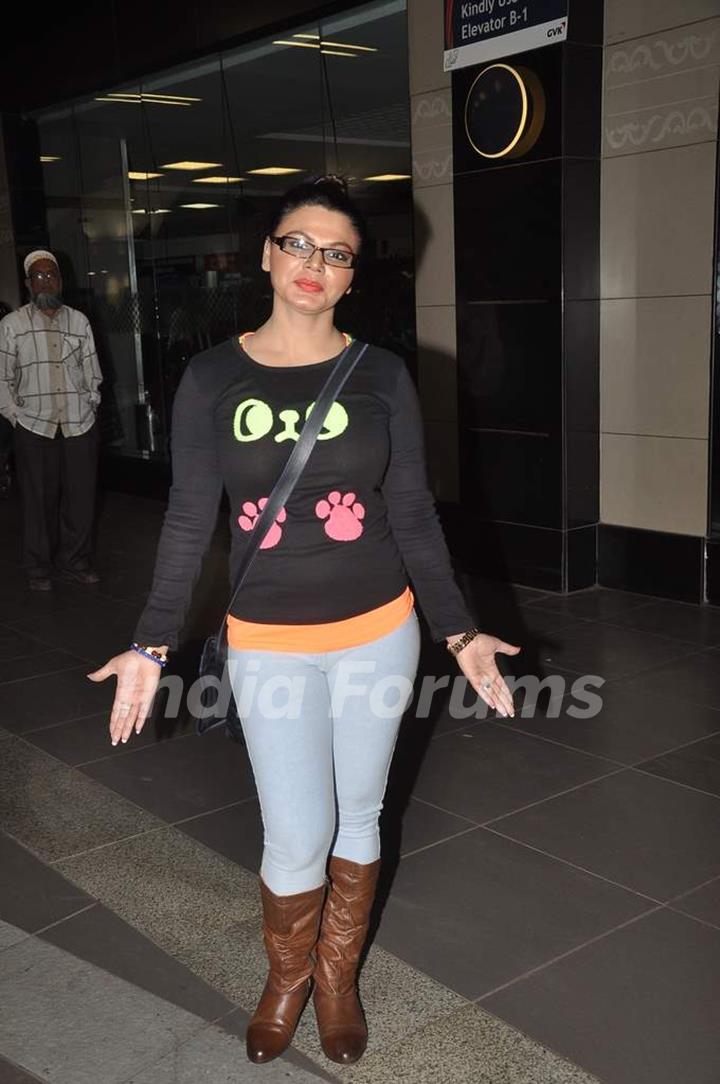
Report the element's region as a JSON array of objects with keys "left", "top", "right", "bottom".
[{"left": 131, "top": 643, "right": 168, "bottom": 668}]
